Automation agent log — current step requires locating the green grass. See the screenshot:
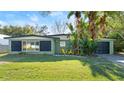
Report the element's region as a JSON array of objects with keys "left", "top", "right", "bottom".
[{"left": 0, "top": 54, "right": 124, "bottom": 81}]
